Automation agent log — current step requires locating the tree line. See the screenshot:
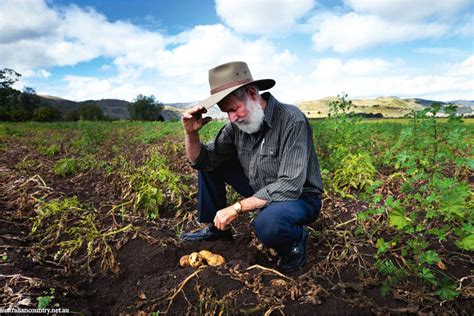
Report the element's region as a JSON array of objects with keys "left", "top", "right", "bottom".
[{"left": 0, "top": 68, "right": 164, "bottom": 122}]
